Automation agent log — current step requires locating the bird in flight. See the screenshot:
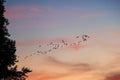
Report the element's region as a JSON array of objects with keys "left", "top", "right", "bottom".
[
  {"left": 82, "top": 35, "right": 90, "bottom": 41},
  {"left": 24, "top": 34, "right": 90, "bottom": 59}
]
